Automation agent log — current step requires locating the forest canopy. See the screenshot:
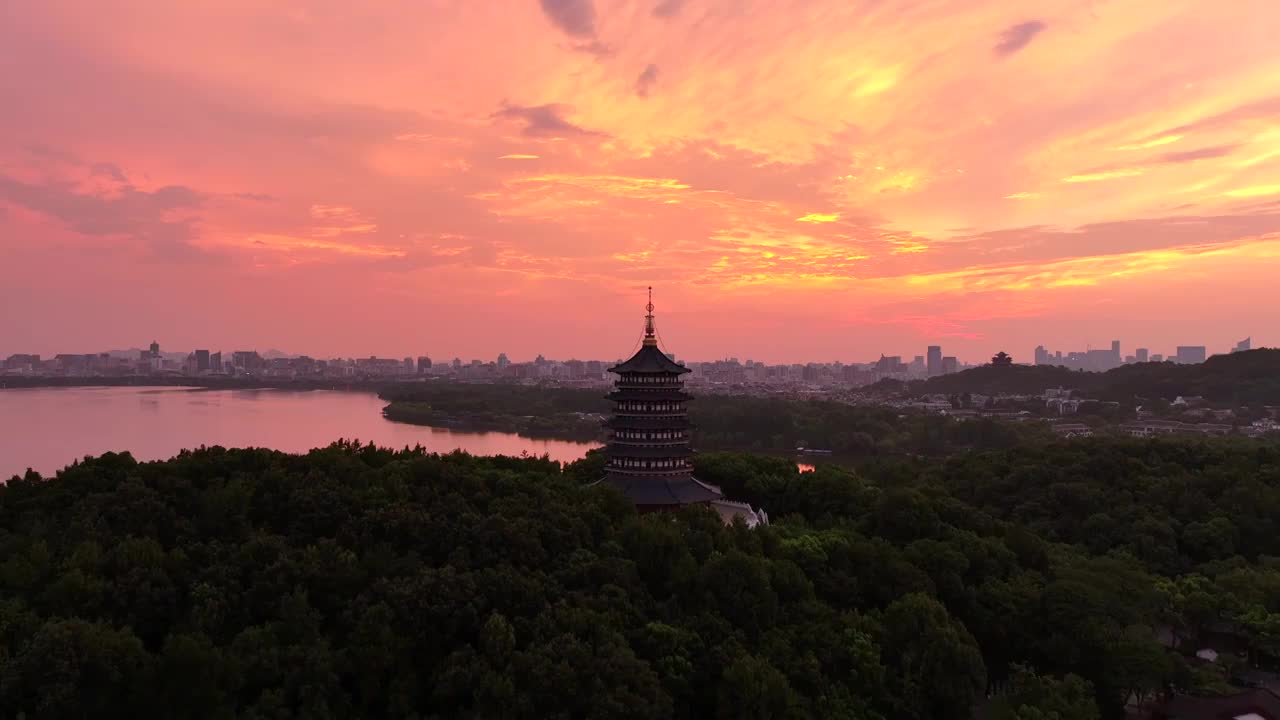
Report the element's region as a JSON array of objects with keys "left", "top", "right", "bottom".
[{"left": 3, "top": 436, "right": 1280, "bottom": 718}]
